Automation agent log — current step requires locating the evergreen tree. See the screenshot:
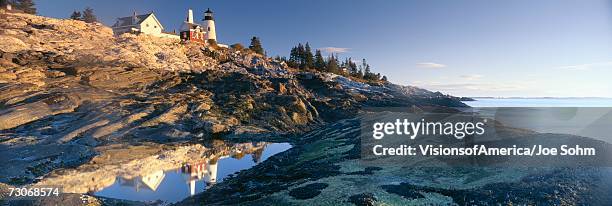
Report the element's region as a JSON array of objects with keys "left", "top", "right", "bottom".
[
  {"left": 288, "top": 43, "right": 306, "bottom": 69},
  {"left": 288, "top": 46, "right": 299, "bottom": 68},
  {"left": 82, "top": 7, "right": 97, "bottom": 23},
  {"left": 249, "top": 36, "right": 265, "bottom": 55},
  {"left": 69, "top": 10, "right": 82, "bottom": 20},
  {"left": 326, "top": 54, "right": 339, "bottom": 73},
  {"left": 347, "top": 58, "right": 358, "bottom": 76},
  {"left": 314, "top": 50, "right": 325, "bottom": 71},
  {"left": 296, "top": 43, "right": 305, "bottom": 69},
  {"left": 364, "top": 64, "right": 376, "bottom": 80},
  {"left": 381, "top": 75, "right": 388, "bottom": 82},
  {"left": 273, "top": 55, "right": 287, "bottom": 62},
  {"left": 14, "top": 0, "right": 36, "bottom": 14},
  {"left": 304, "top": 42, "right": 314, "bottom": 70}
]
